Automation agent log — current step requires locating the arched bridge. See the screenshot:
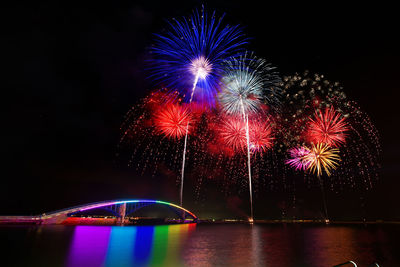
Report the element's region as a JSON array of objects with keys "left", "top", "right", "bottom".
[
  {"left": 0, "top": 200, "right": 197, "bottom": 225},
  {"left": 44, "top": 199, "right": 198, "bottom": 224}
]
